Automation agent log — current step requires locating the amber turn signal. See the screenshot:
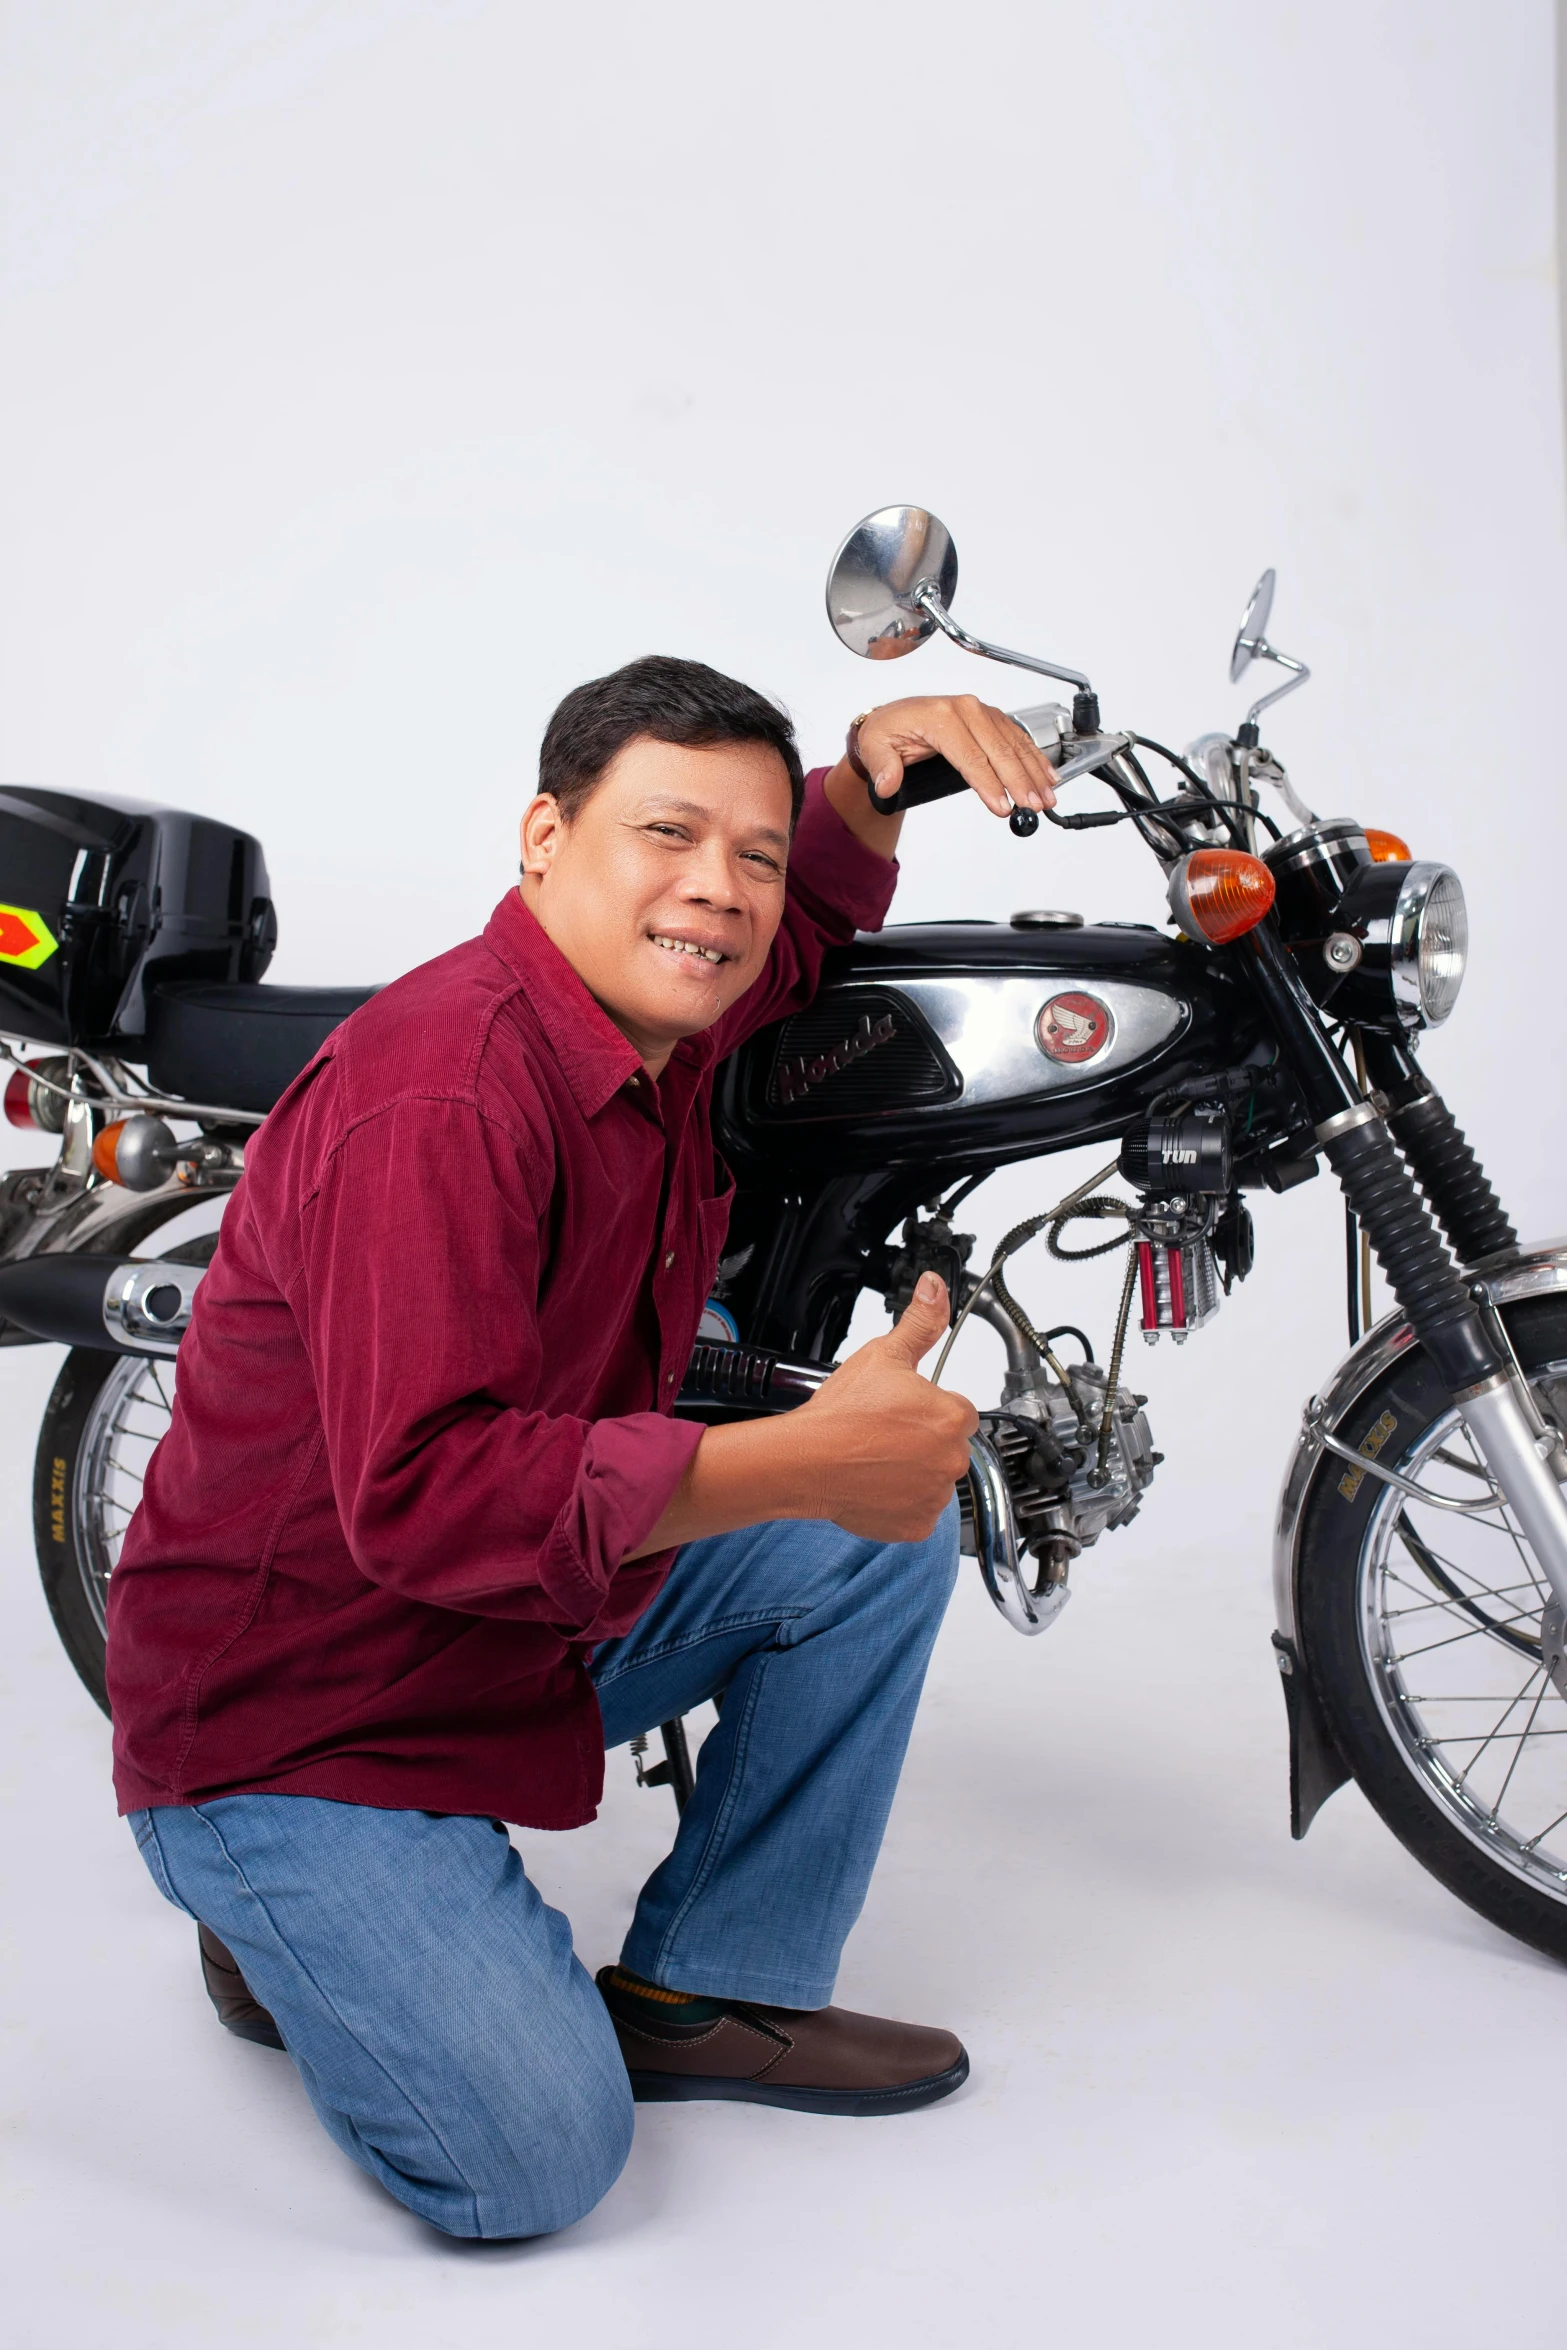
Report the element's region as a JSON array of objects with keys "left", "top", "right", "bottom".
[
  {"left": 1167, "top": 849, "right": 1276, "bottom": 945},
  {"left": 1363, "top": 827, "right": 1411, "bottom": 864},
  {"left": 92, "top": 1120, "right": 128, "bottom": 1182}
]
